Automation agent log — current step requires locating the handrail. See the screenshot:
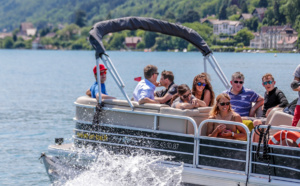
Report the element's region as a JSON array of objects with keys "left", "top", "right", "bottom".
[
  {"left": 197, "top": 119, "right": 251, "bottom": 176},
  {"left": 248, "top": 125, "right": 300, "bottom": 180}
]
